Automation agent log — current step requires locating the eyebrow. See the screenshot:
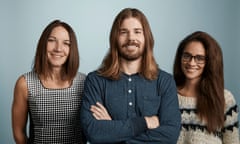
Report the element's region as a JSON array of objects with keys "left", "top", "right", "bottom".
[
  {"left": 134, "top": 28, "right": 143, "bottom": 30},
  {"left": 48, "top": 36, "right": 56, "bottom": 38},
  {"left": 119, "top": 28, "right": 143, "bottom": 31},
  {"left": 48, "top": 36, "right": 70, "bottom": 41},
  {"left": 183, "top": 52, "right": 206, "bottom": 57}
]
